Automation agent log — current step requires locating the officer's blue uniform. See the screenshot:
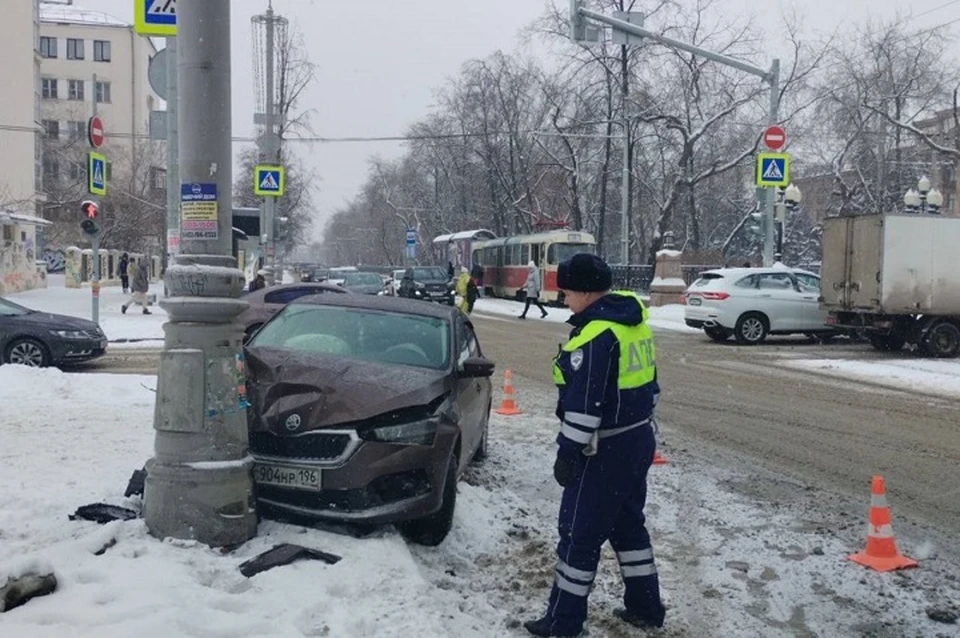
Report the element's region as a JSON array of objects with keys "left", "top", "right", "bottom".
[{"left": 537, "top": 290, "right": 665, "bottom": 636}]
